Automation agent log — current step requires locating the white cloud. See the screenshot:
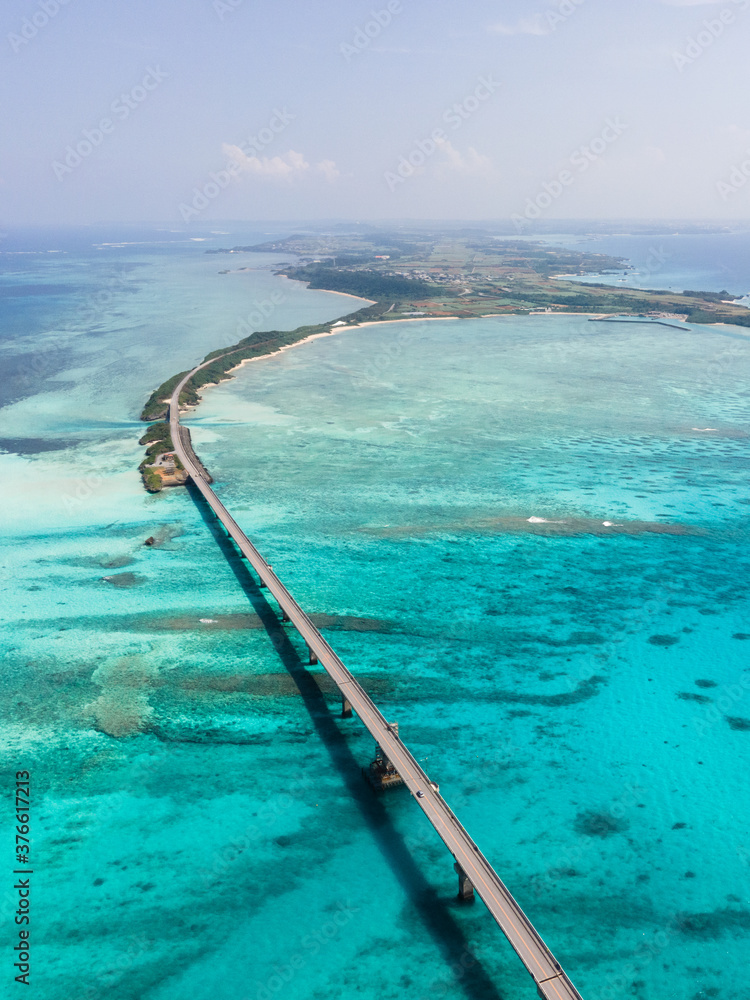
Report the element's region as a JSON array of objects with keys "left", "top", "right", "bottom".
[
  {"left": 222, "top": 145, "right": 308, "bottom": 179},
  {"left": 657, "top": 0, "right": 726, "bottom": 5},
  {"left": 434, "top": 138, "right": 495, "bottom": 177},
  {"left": 317, "top": 159, "right": 340, "bottom": 183},
  {"left": 221, "top": 146, "right": 340, "bottom": 184}
]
